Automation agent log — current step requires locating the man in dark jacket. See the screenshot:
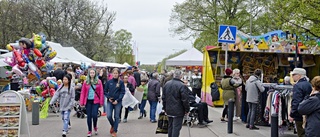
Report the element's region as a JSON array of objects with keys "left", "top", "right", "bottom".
[
  {"left": 53, "top": 63, "right": 66, "bottom": 81},
  {"left": 133, "top": 66, "right": 141, "bottom": 87},
  {"left": 298, "top": 76, "right": 320, "bottom": 137},
  {"left": 147, "top": 72, "right": 161, "bottom": 123},
  {"left": 289, "top": 68, "right": 312, "bottom": 137},
  {"left": 162, "top": 70, "right": 190, "bottom": 137}
]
